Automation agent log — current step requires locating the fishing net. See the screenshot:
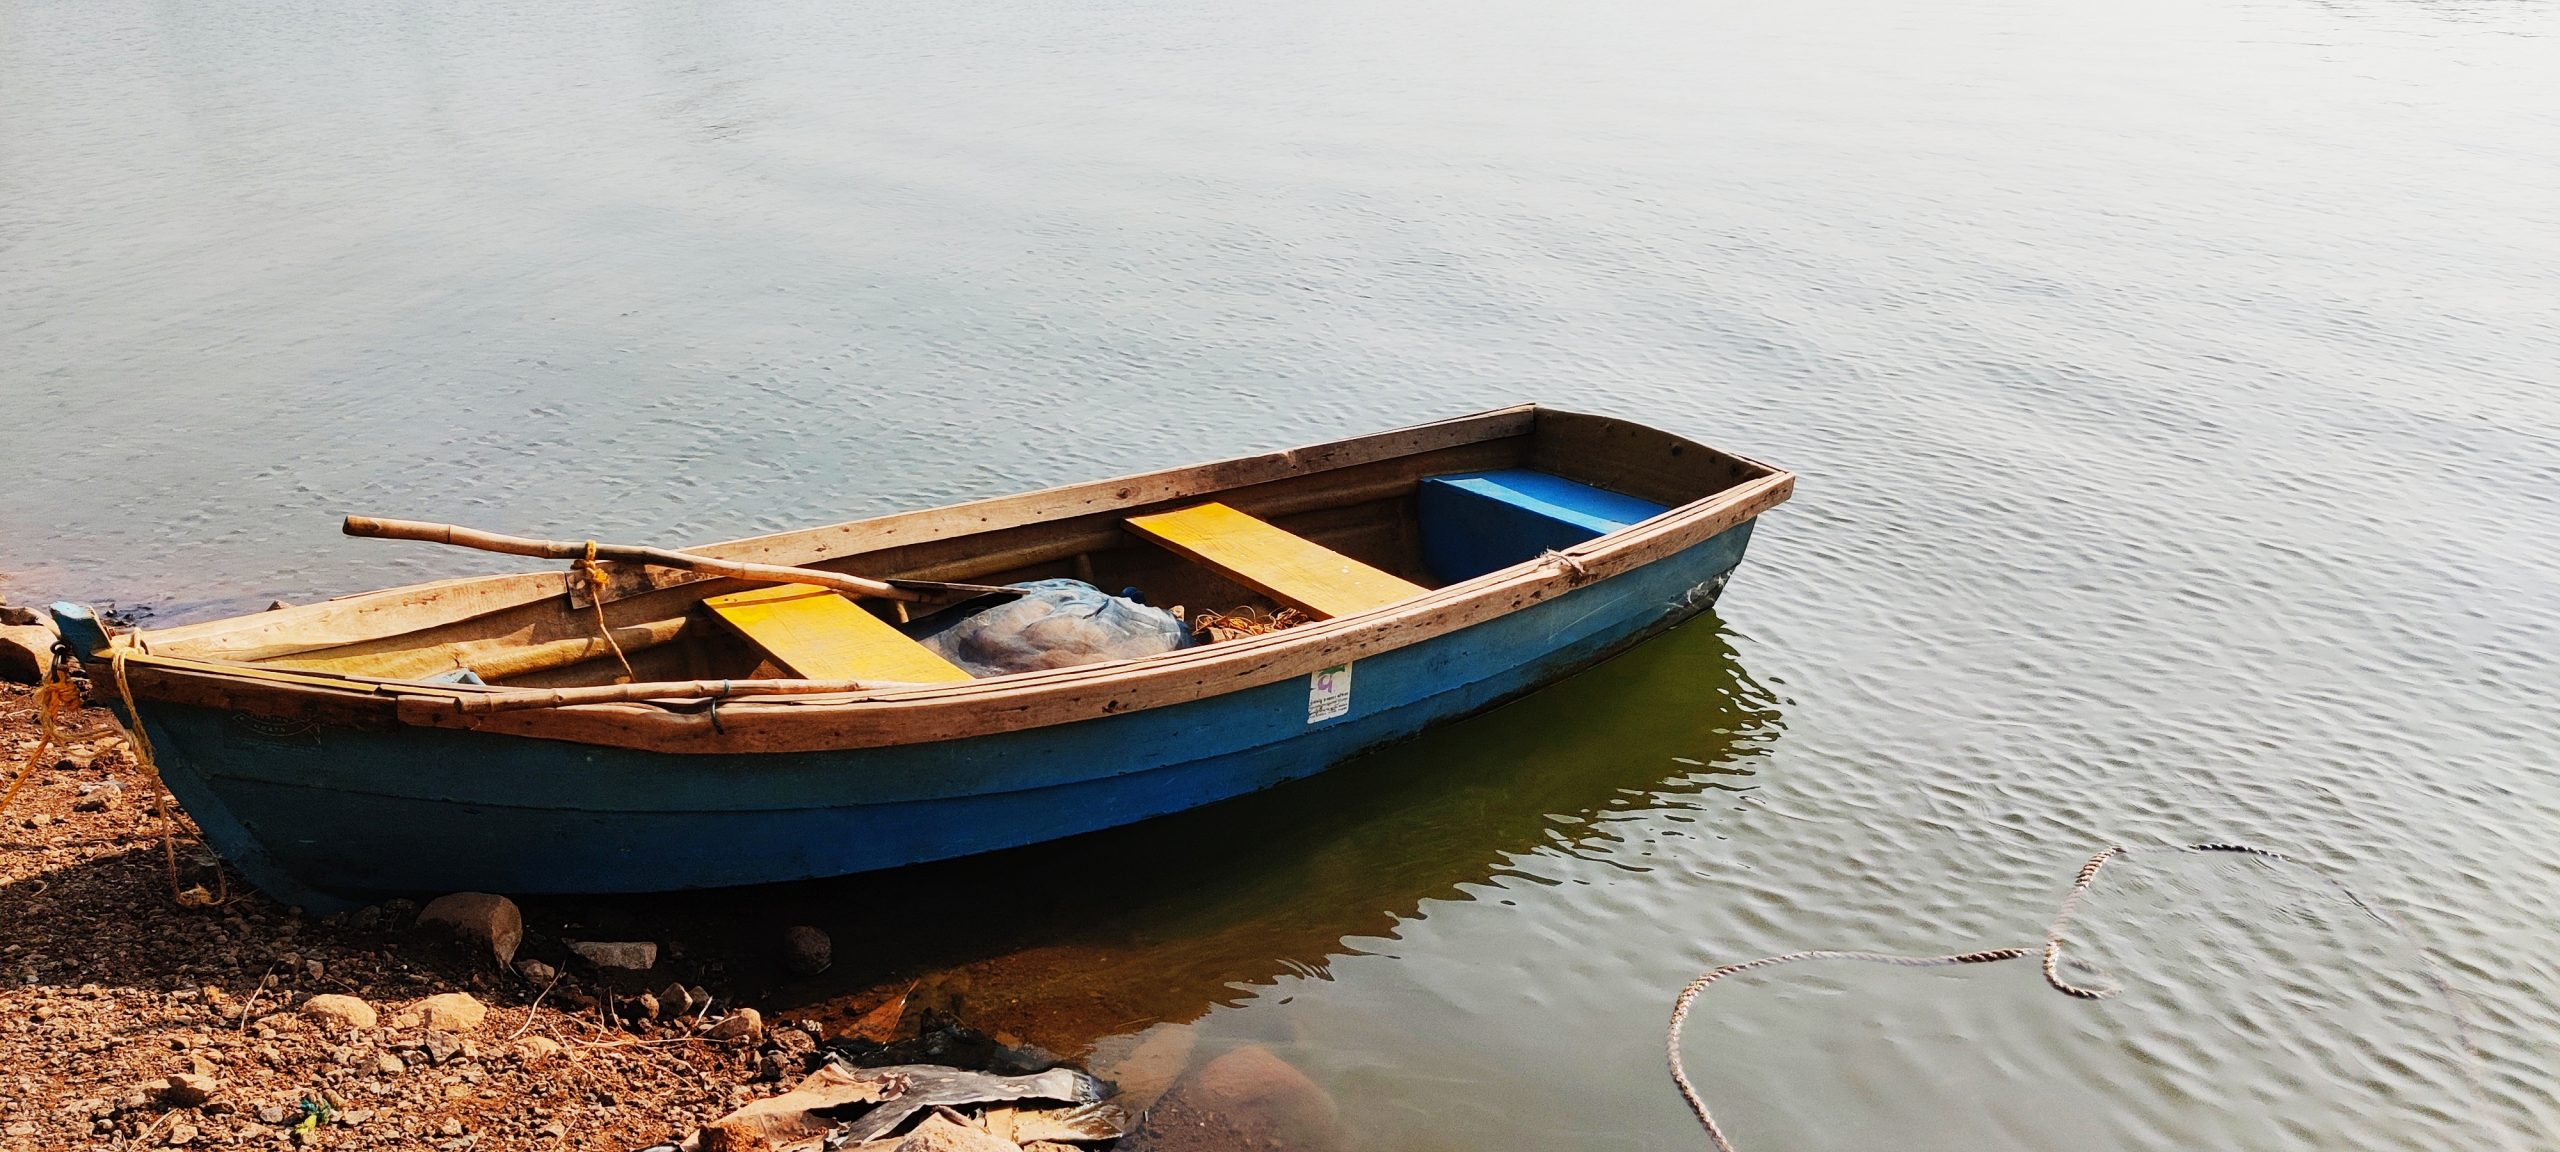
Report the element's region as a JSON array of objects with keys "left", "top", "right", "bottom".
[{"left": 1190, "top": 606, "right": 1311, "bottom": 644}]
